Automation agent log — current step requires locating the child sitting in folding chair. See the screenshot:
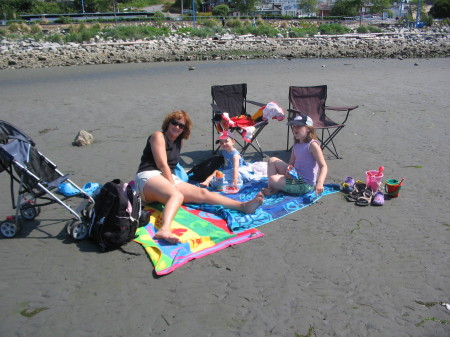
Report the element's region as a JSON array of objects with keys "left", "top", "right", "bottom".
[
  {"left": 262, "top": 115, "right": 328, "bottom": 197},
  {"left": 201, "top": 131, "right": 251, "bottom": 192}
]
